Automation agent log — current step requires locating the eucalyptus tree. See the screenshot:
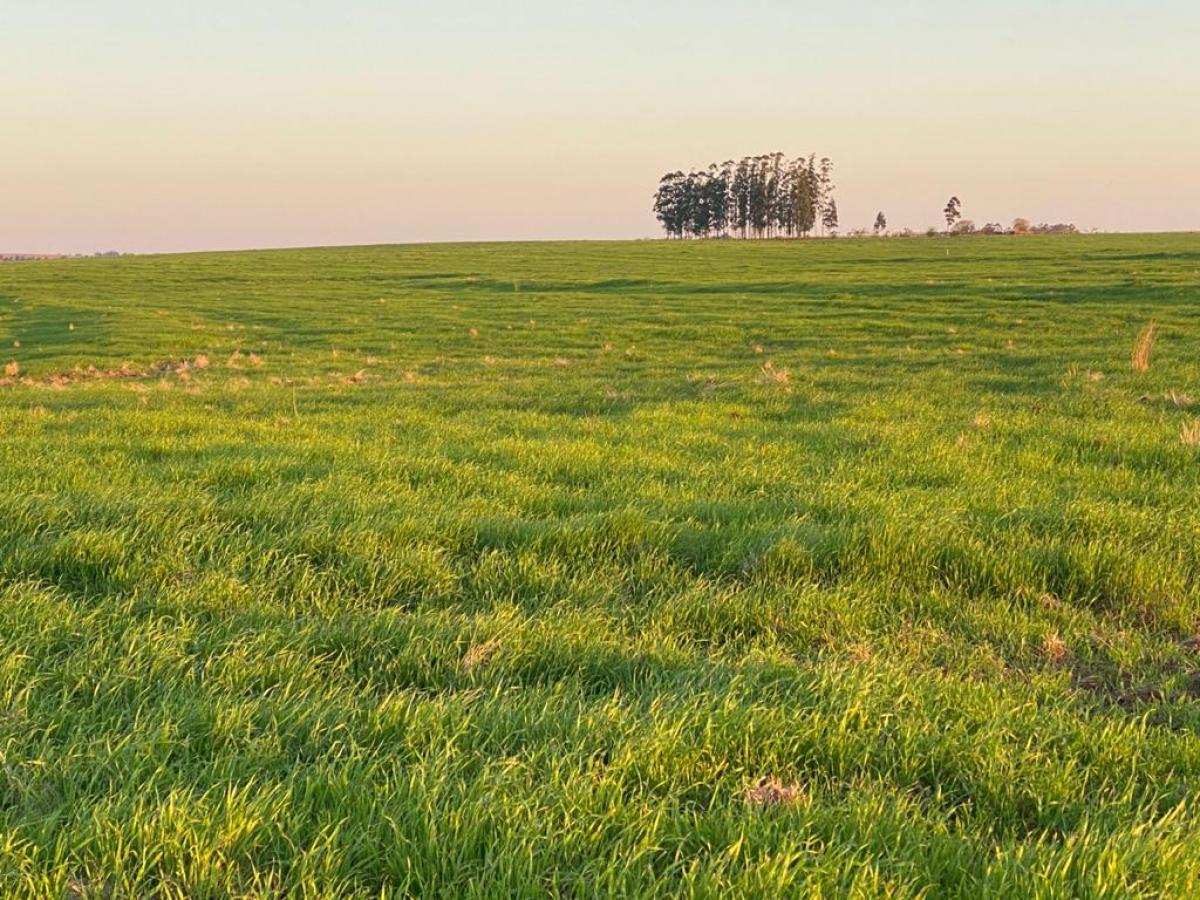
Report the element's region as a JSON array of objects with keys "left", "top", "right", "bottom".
[
  {"left": 816, "top": 157, "right": 834, "bottom": 234},
  {"left": 653, "top": 153, "right": 835, "bottom": 239},
  {"left": 822, "top": 197, "right": 839, "bottom": 235},
  {"left": 652, "top": 172, "right": 687, "bottom": 238},
  {"left": 944, "top": 196, "right": 962, "bottom": 232}
]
